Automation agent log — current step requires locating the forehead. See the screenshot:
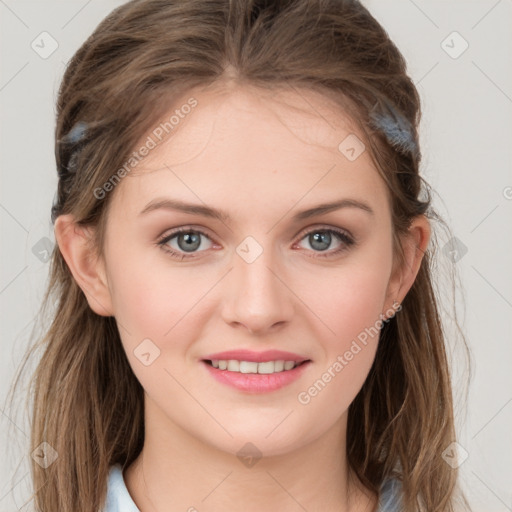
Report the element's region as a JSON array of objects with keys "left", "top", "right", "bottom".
[
  {"left": 135, "top": 82, "right": 362, "bottom": 163},
  {"left": 113, "top": 82, "right": 389, "bottom": 217}
]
